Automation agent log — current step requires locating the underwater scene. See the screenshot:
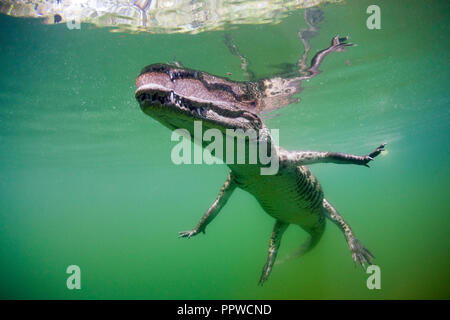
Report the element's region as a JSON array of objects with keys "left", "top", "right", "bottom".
[{"left": 0, "top": 0, "right": 448, "bottom": 299}]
